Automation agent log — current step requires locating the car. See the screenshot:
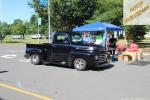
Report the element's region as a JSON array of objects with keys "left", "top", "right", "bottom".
[
  {"left": 12, "top": 35, "right": 22, "bottom": 39},
  {"left": 31, "top": 34, "right": 42, "bottom": 39},
  {"left": 24, "top": 32, "right": 110, "bottom": 71}
]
